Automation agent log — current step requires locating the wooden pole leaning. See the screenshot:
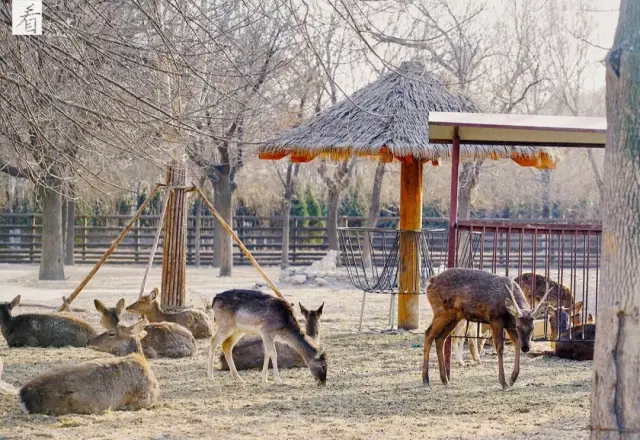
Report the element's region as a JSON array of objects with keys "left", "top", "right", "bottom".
[
  {"left": 60, "top": 183, "right": 163, "bottom": 311},
  {"left": 139, "top": 187, "right": 171, "bottom": 298},
  {"left": 195, "top": 188, "right": 286, "bottom": 301}
]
